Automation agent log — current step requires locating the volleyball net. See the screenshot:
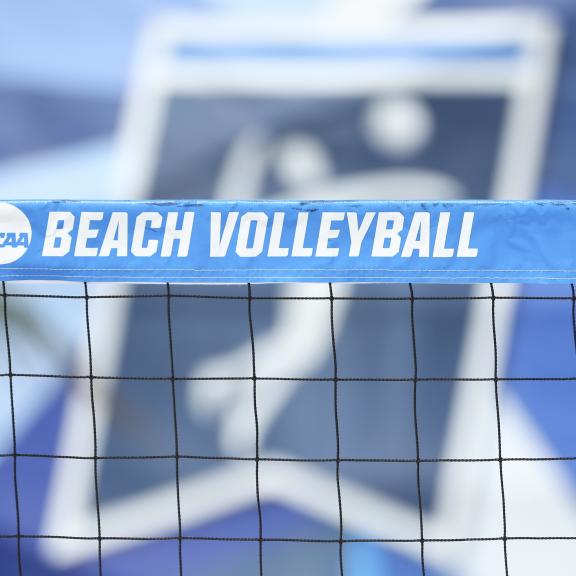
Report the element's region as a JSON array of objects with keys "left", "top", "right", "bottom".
[{"left": 1, "top": 200, "right": 576, "bottom": 576}]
